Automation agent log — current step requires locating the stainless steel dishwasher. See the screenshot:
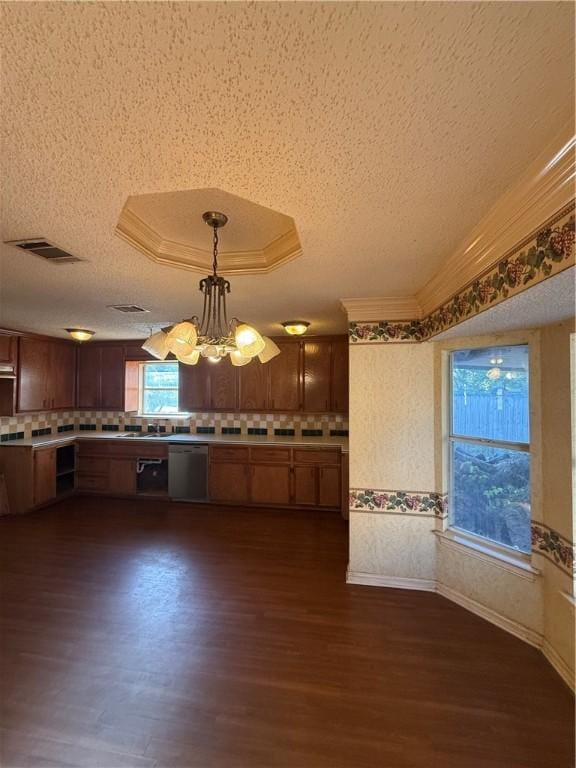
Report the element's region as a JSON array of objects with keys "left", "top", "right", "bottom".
[{"left": 168, "top": 444, "right": 209, "bottom": 501}]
